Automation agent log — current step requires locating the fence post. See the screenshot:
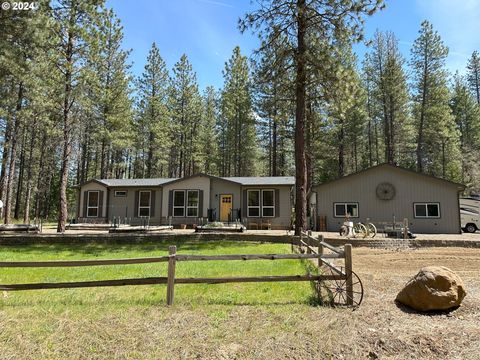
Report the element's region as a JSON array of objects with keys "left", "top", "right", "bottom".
[
  {"left": 344, "top": 244, "right": 353, "bottom": 306},
  {"left": 166, "top": 245, "right": 177, "bottom": 305},
  {"left": 403, "top": 218, "right": 408, "bottom": 240},
  {"left": 317, "top": 235, "right": 324, "bottom": 268}
]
